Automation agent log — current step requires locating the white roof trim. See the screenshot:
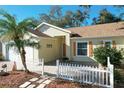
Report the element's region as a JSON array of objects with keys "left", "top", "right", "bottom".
[{"left": 34, "top": 22, "right": 71, "bottom": 34}]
